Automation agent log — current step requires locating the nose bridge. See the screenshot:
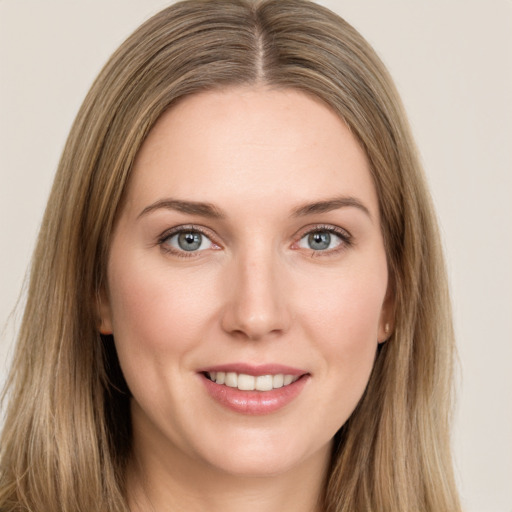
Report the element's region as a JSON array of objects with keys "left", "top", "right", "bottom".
[{"left": 222, "top": 242, "right": 289, "bottom": 340}]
